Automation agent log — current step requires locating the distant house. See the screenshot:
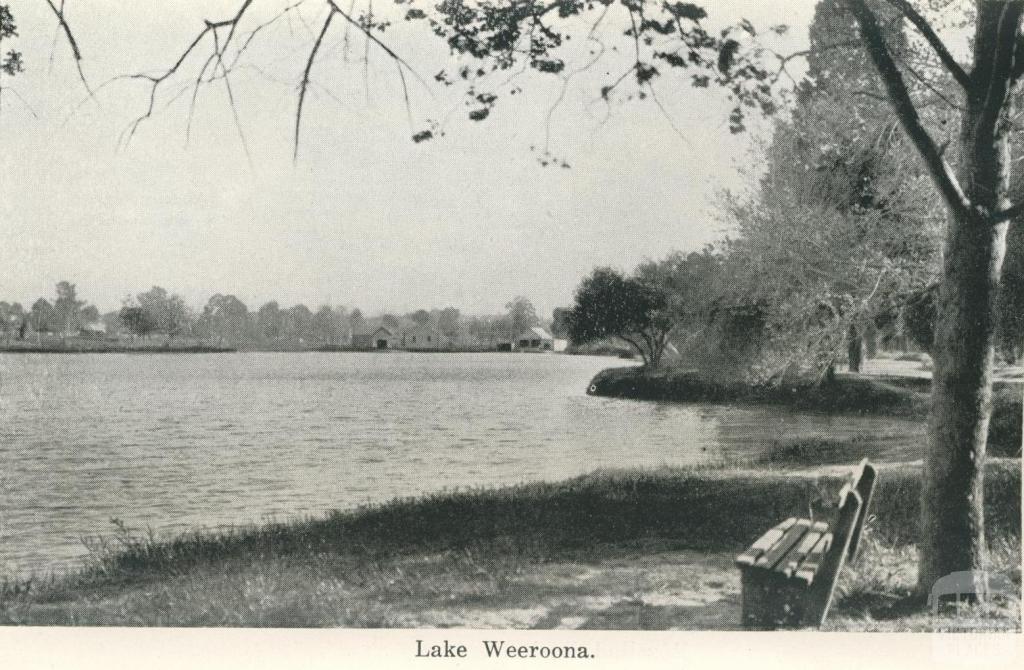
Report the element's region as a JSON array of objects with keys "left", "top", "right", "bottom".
[
  {"left": 352, "top": 326, "right": 397, "bottom": 350},
  {"left": 78, "top": 323, "right": 106, "bottom": 338},
  {"left": 400, "top": 325, "right": 451, "bottom": 351},
  {"left": 515, "top": 326, "right": 554, "bottom": 351}
]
